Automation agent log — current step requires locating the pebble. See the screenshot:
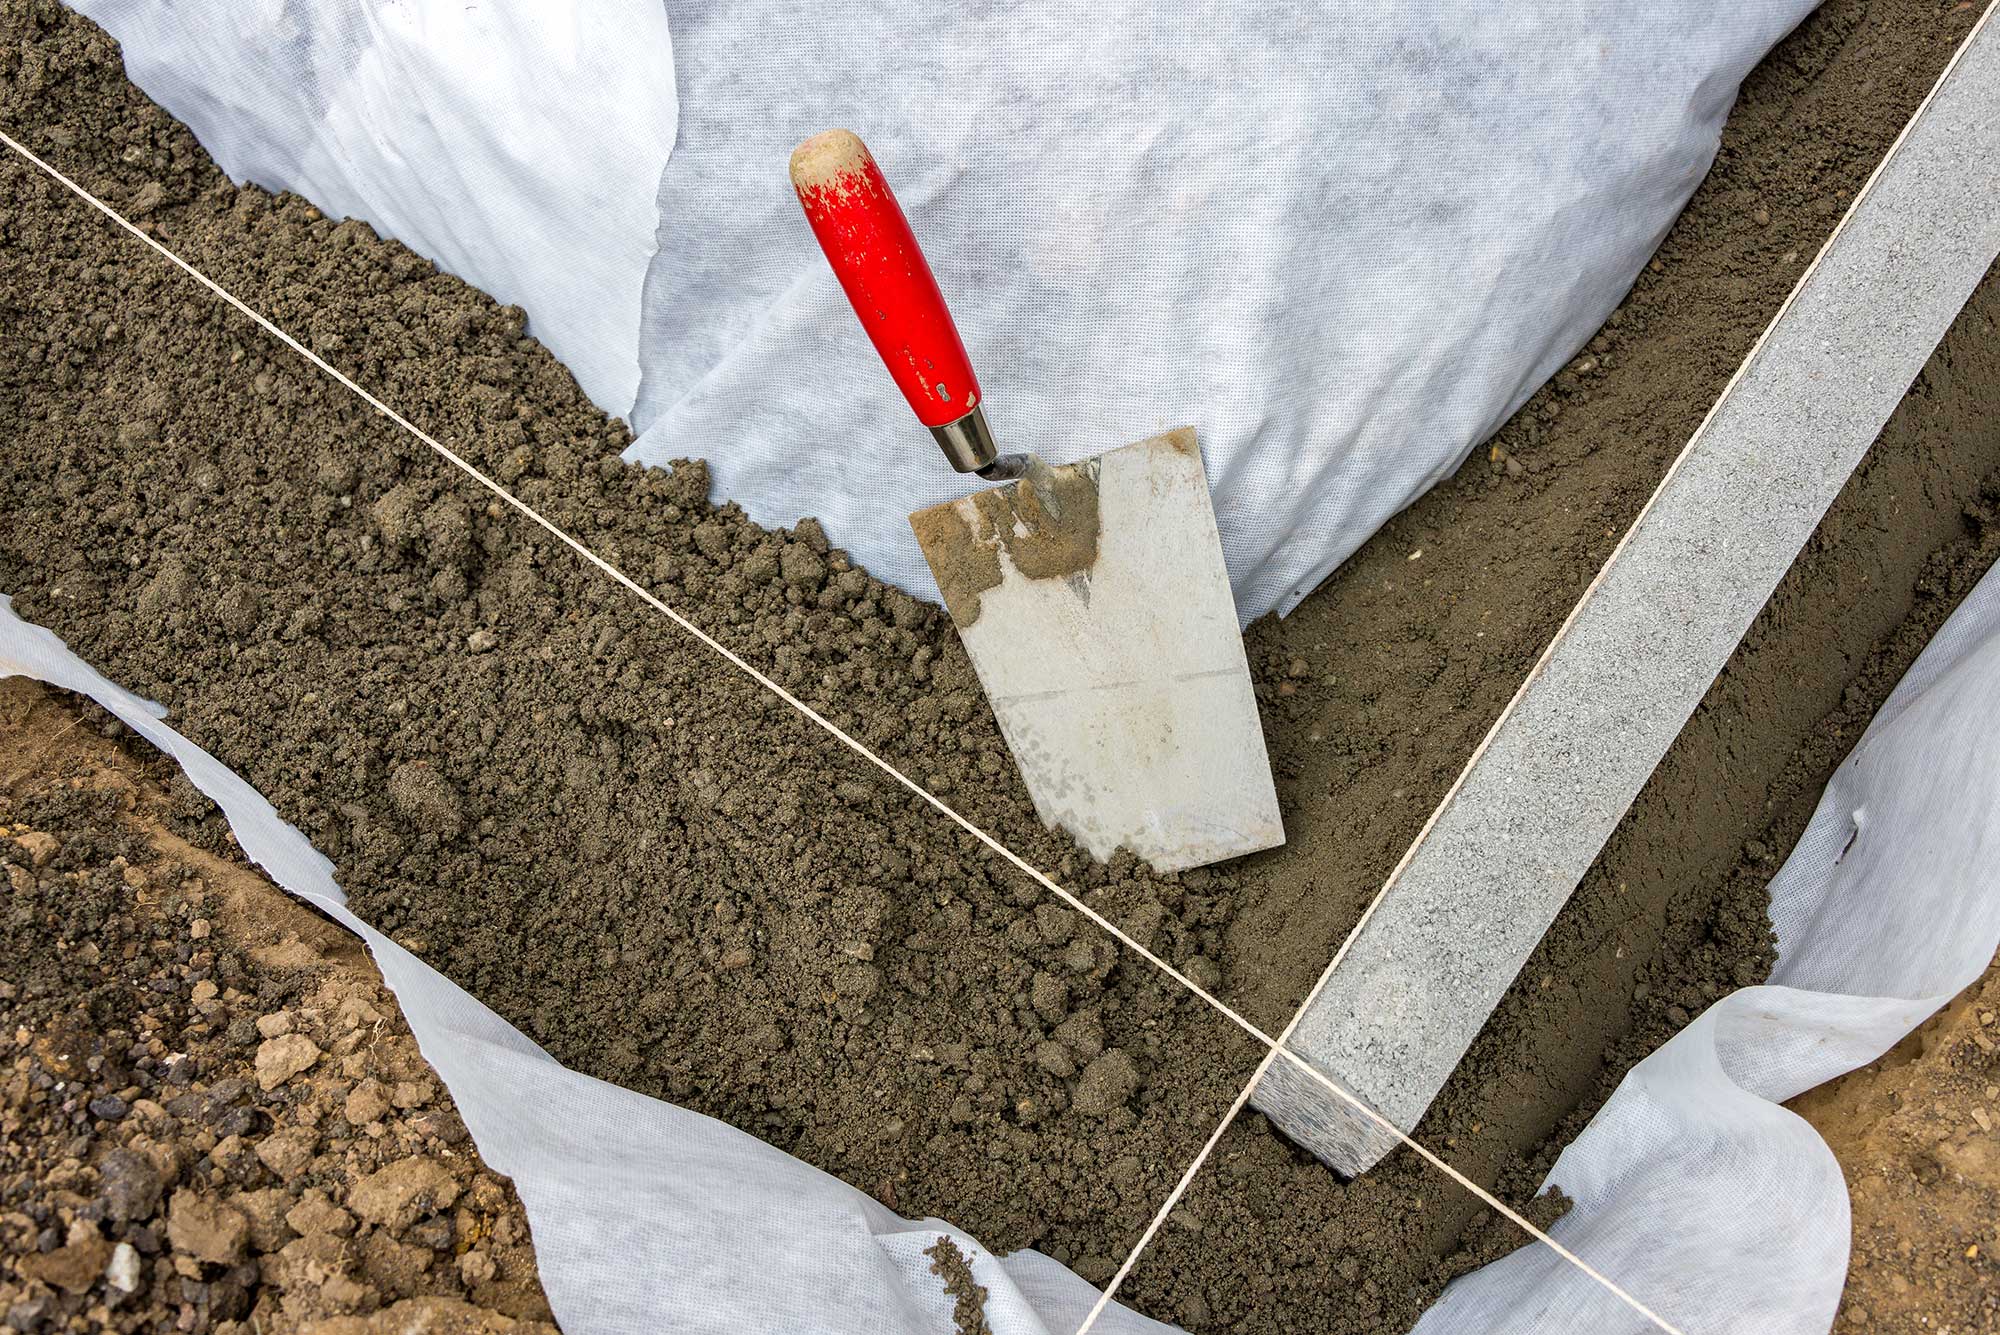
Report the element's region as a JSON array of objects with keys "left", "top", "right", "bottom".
[
  {"left": 253, "top": 1033, "right": 322, "bottom": 1091},
  {"left": 96, "top": 1146, "right": 165, "bottom": 1223},
  {"left": 105, "top": 1240, "right": 142, "bottom": 1292},
  {"left": 466, "top": 628, "right": 498, "bottom": 654}
]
